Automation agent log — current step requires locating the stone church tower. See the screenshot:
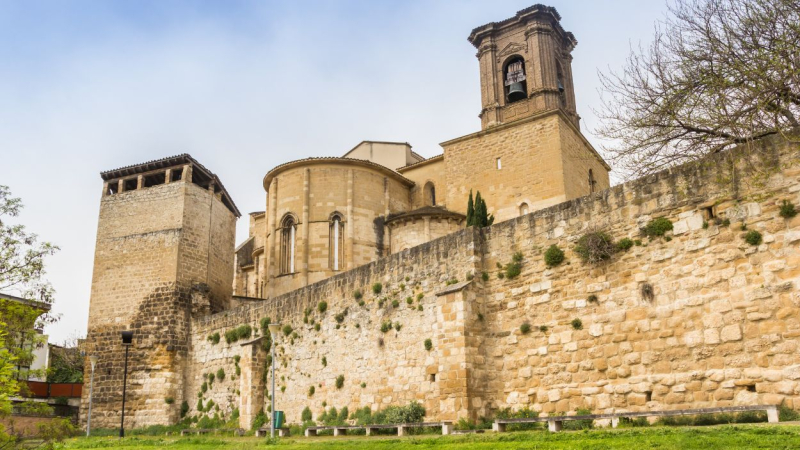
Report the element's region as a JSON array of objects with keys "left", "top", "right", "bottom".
[{"left": 81, "top": 155, "right": 239, "bottom": 428}]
